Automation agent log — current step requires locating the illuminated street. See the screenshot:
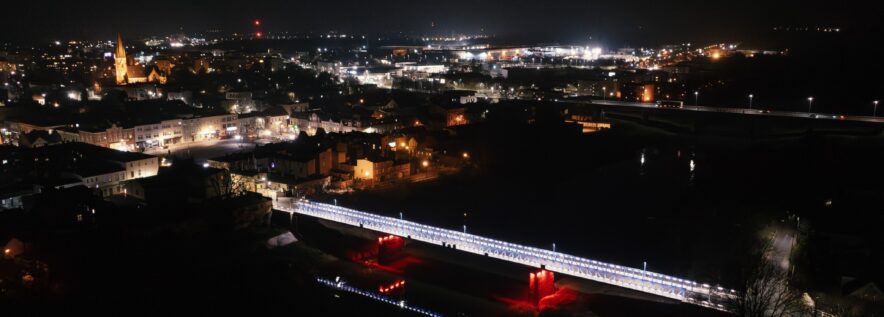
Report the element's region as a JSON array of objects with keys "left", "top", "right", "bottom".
[{"left": 144, "top": 138, "right": 269, "bottom": 163}]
